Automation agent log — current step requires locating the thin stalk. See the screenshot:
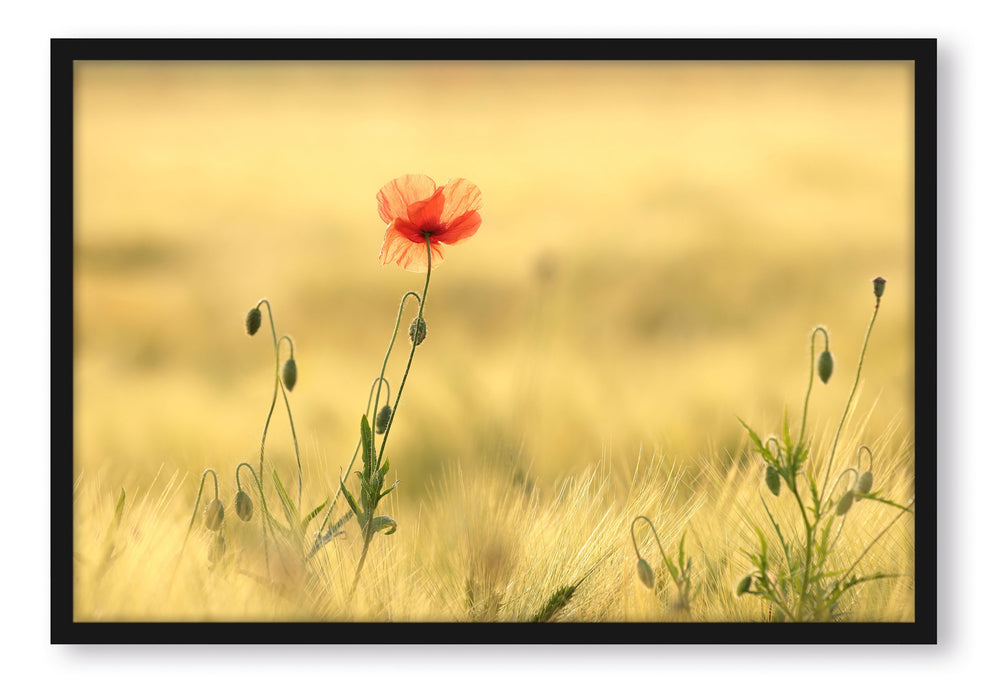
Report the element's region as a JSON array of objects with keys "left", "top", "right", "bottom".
[
  {"left": 822, "top": 298, "right": 882, "bottom": 491},
  {"left": 798, "top": 327, "right": 829, "bottom": 448},
  {"left": 348, "top": 238, "right": 434, "bottom": 598}
]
